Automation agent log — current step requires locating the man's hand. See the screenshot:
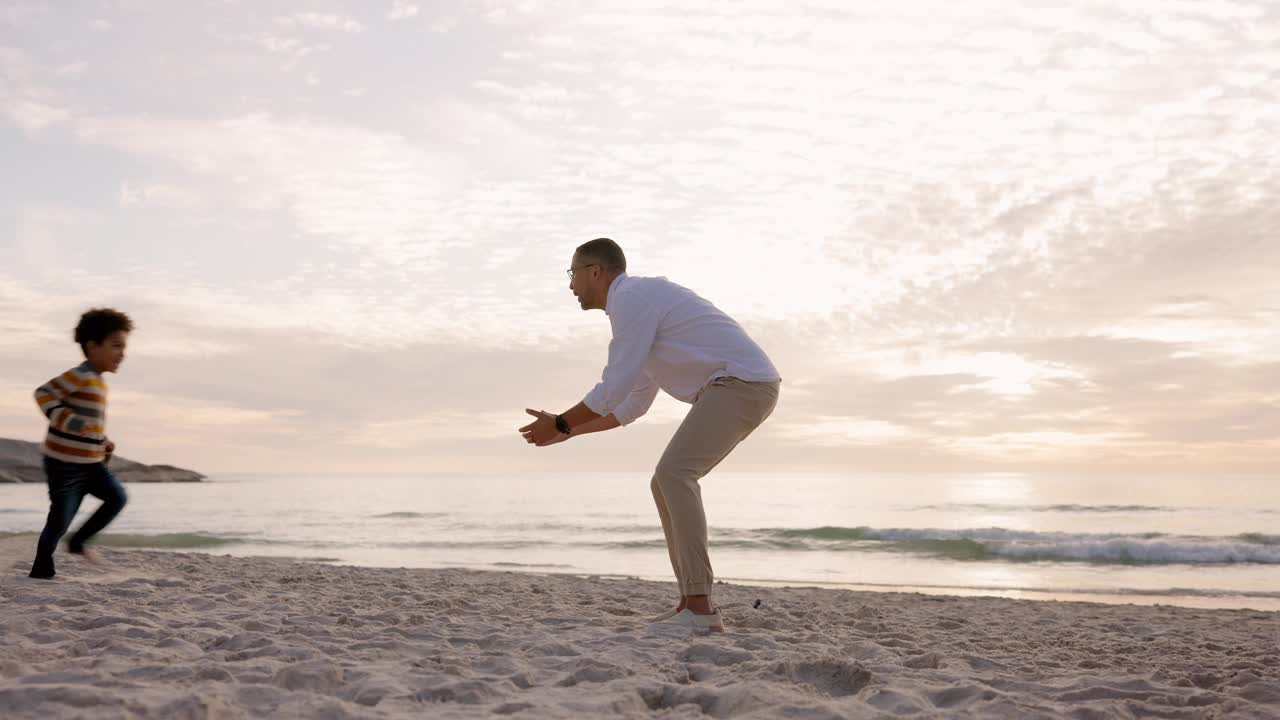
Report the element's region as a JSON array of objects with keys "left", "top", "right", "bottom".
[
  {"left": 104, "top": 440, "right": 115, "bottom": 463},
  {"left": 519, "top": 409, "right": 569, "bottom": 447}
]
